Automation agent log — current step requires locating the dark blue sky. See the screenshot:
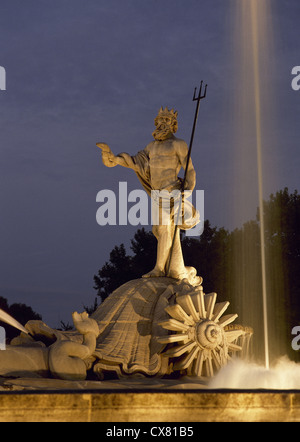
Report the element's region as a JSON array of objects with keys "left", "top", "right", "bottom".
[{"left": 0, "top": 0, "right": 299, "bottom": 326}]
